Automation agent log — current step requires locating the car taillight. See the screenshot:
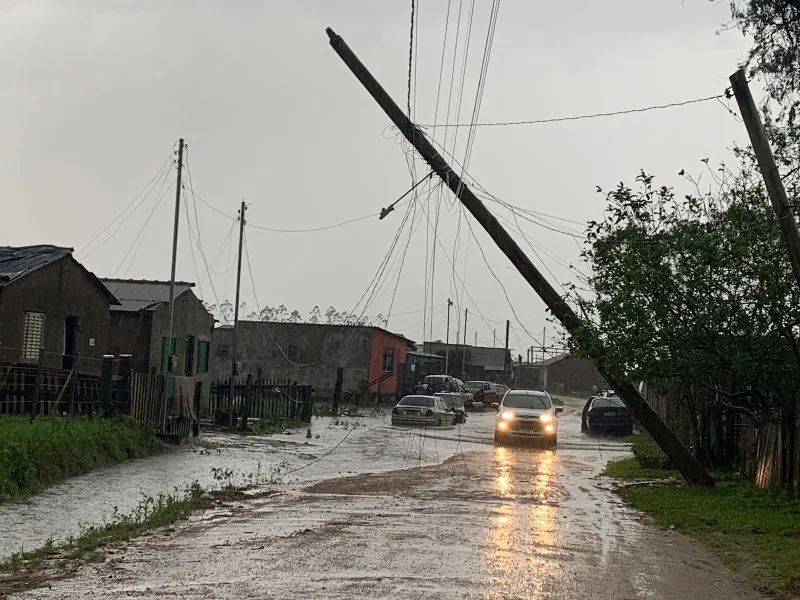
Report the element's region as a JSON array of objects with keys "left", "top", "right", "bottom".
[
  {"left": 392, "top": 407, "right": 399, "bottom": 415},
  {"left": 425, "top": 409, "right": 434, "bottom": 416}
]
